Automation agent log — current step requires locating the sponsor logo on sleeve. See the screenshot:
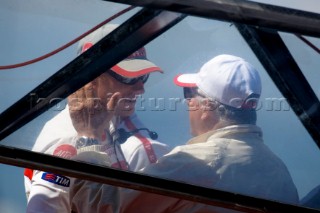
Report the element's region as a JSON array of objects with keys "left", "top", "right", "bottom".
[
  {"left": 41, "top": 172, "right": 70, "bottom": 187},
  {"left": 53, "top": 144, "right": 77, "bottom": 159}
]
